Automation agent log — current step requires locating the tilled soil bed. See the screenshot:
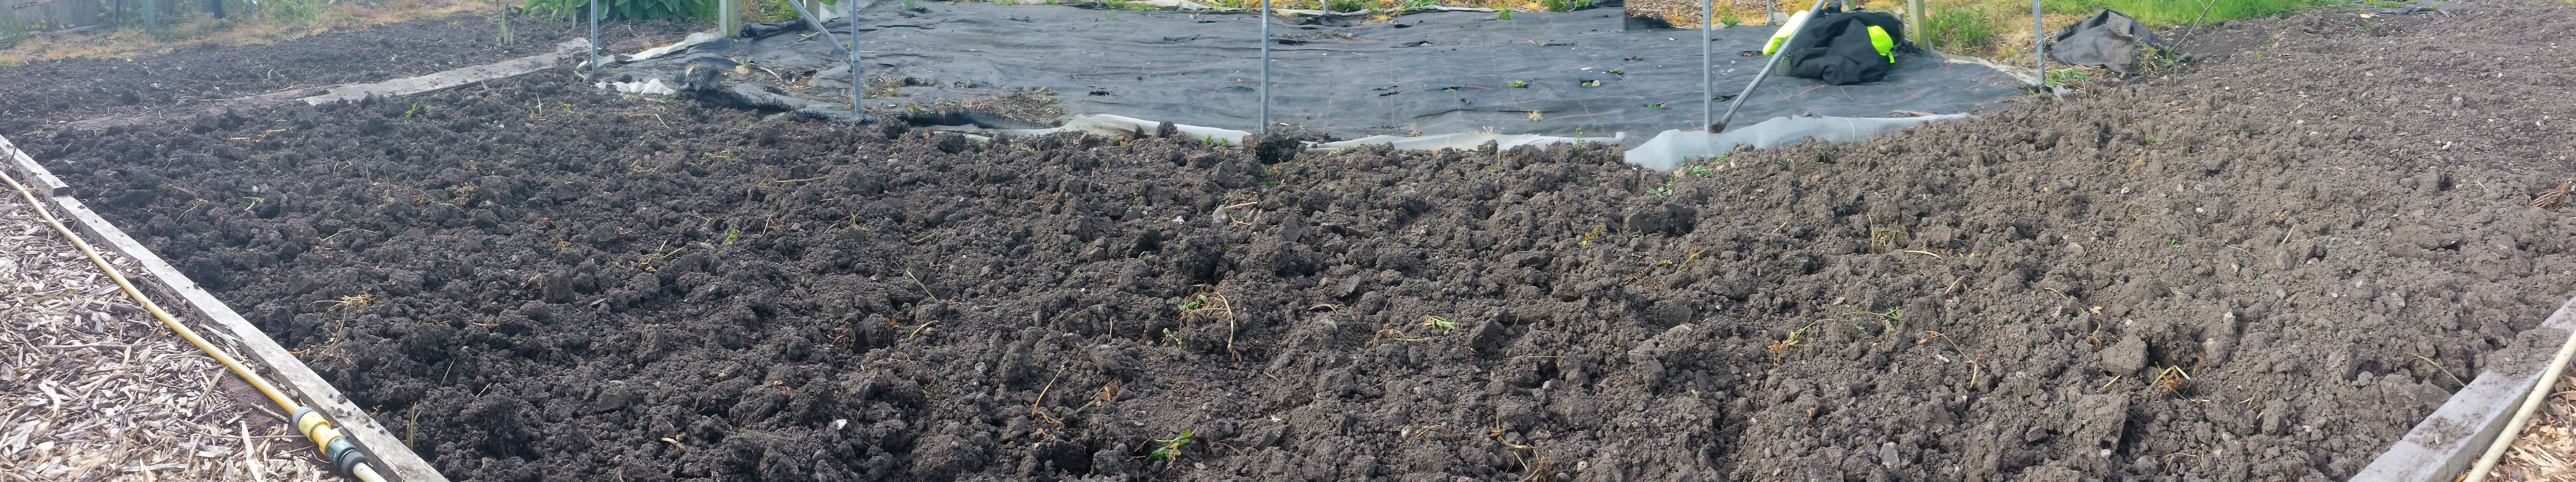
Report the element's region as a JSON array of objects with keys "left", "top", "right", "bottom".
[{"left": 14, "top": 2, "right": 2576, "bottom": 481}]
